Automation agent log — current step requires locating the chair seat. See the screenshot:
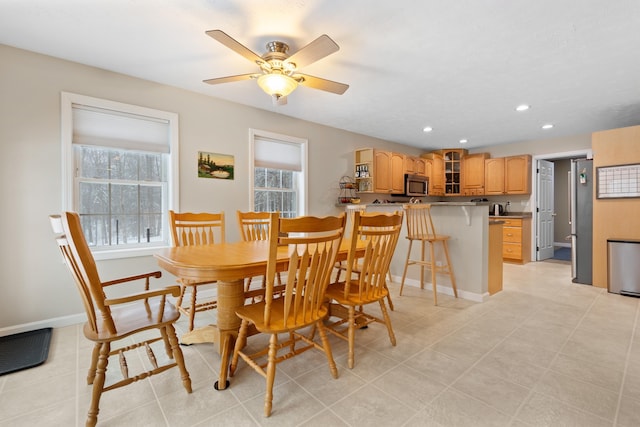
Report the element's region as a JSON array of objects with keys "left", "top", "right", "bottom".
[
  {"left": 325, "top": 281, "right": 389, "bottom": 306},
  {"left": 84, "top": 297, "right": 182, "bottom": 342},
  {"left": 235, "top": 299, "right": 329, "bottom": 334}
]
